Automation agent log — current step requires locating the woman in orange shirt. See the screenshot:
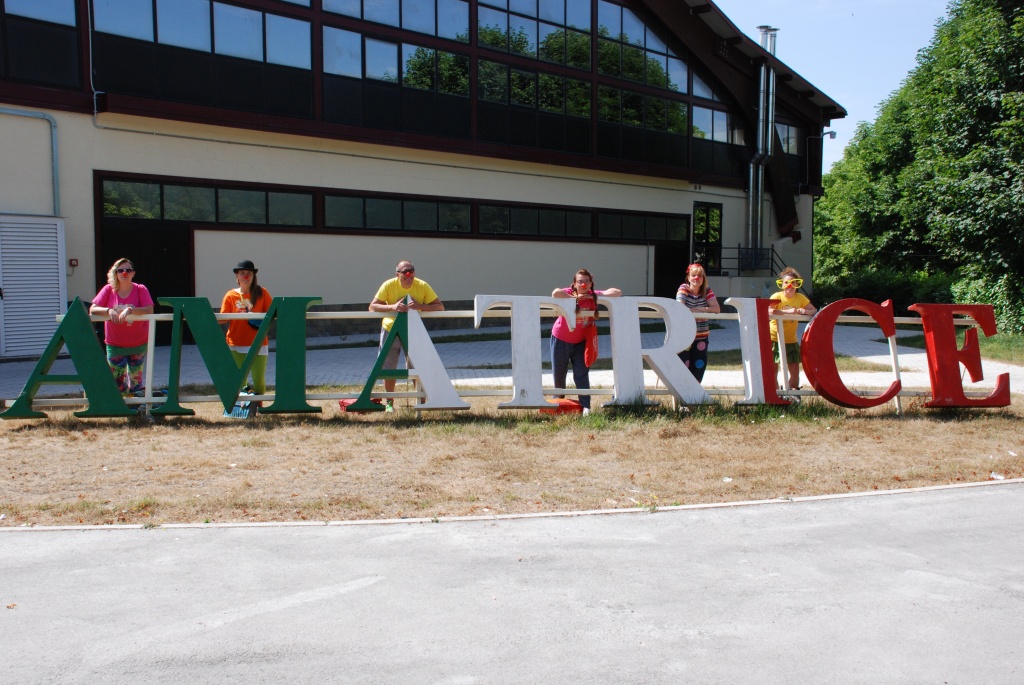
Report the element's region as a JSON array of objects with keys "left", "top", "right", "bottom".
[{"left": 221, "top": 260, "right": 272, "bottom": 396}]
